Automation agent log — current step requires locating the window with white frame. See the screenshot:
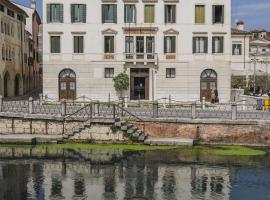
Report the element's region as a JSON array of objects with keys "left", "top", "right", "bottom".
[
  {"left": 165, "top": 5, "right": 176, "bottom": 23},
  {"left": 232, "top": 44, "right": 242, "bottom": 55},
  {"left": 124, "top": 5, "right": 136, "bottom": 23},
  {"left": 104, "top": 68, "right": 114, "bottom": 78},
  {"left": 212, "top": 36, "right": 224, "bottom": 53},
  {"left": 102, "top": 4, "right": 117, "bottom": 23},
  {"left": 166, "top": 68, "right": 176, "bottom": 78},
  {"left": 193, "top": 37, "right": 208, "bottom": 53},
  {"left": 104, "top": 36, "right": 114, "bottom": 53}
]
